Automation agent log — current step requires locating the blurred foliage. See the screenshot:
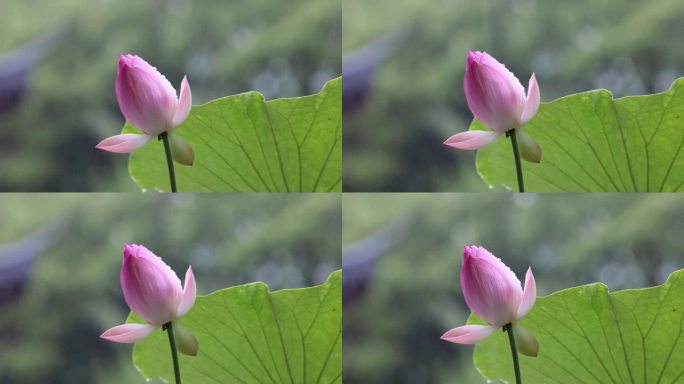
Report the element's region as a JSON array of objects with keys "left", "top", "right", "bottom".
[
  {"left": 0, "top": 0, "right": 340, "bottom": 191},
  {"left": 342, "top": 193, "right": 684, "bottom": 383},
  {"left": 342, "top": 0, "right": 684, "bottom": 191},
  {"left": 0, "top": 194, "right": 341, "bottom": 384}
]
